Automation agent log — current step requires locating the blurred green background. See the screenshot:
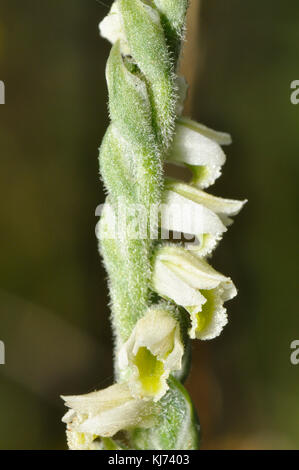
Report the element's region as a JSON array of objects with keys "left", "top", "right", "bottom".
[{"left": 0, "top": 0, "right": 298, "bottom": 449}]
